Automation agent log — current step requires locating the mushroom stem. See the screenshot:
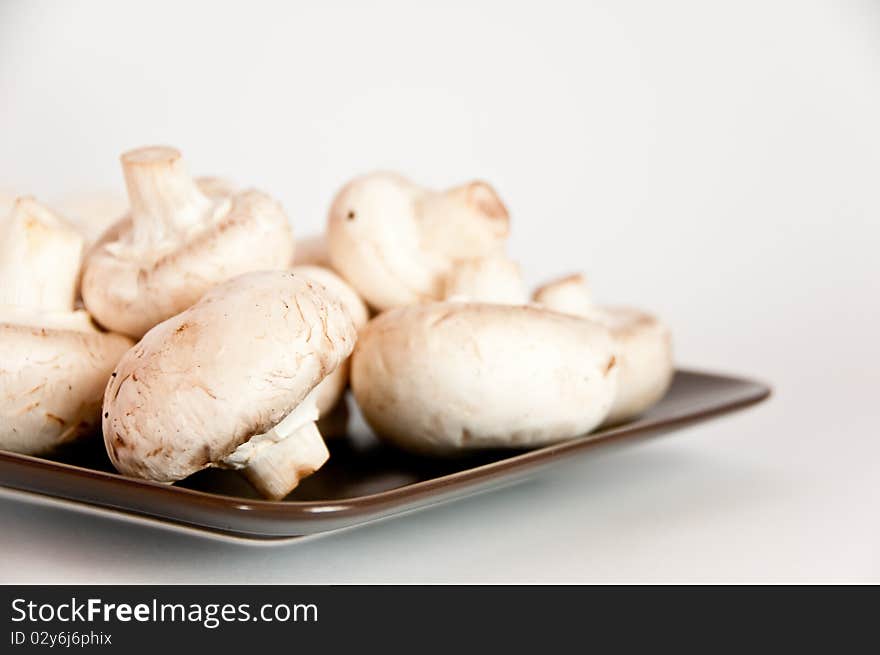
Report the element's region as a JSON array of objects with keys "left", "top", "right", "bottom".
[
  {"left": 0, "top": 197, "right": 83, "bottom": 313},
  {"left": 242, "top": 422, "right": 329, "bottom": 500},
  {"left": 121, "top": 146, "right": 213, "bottom": 248}
]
